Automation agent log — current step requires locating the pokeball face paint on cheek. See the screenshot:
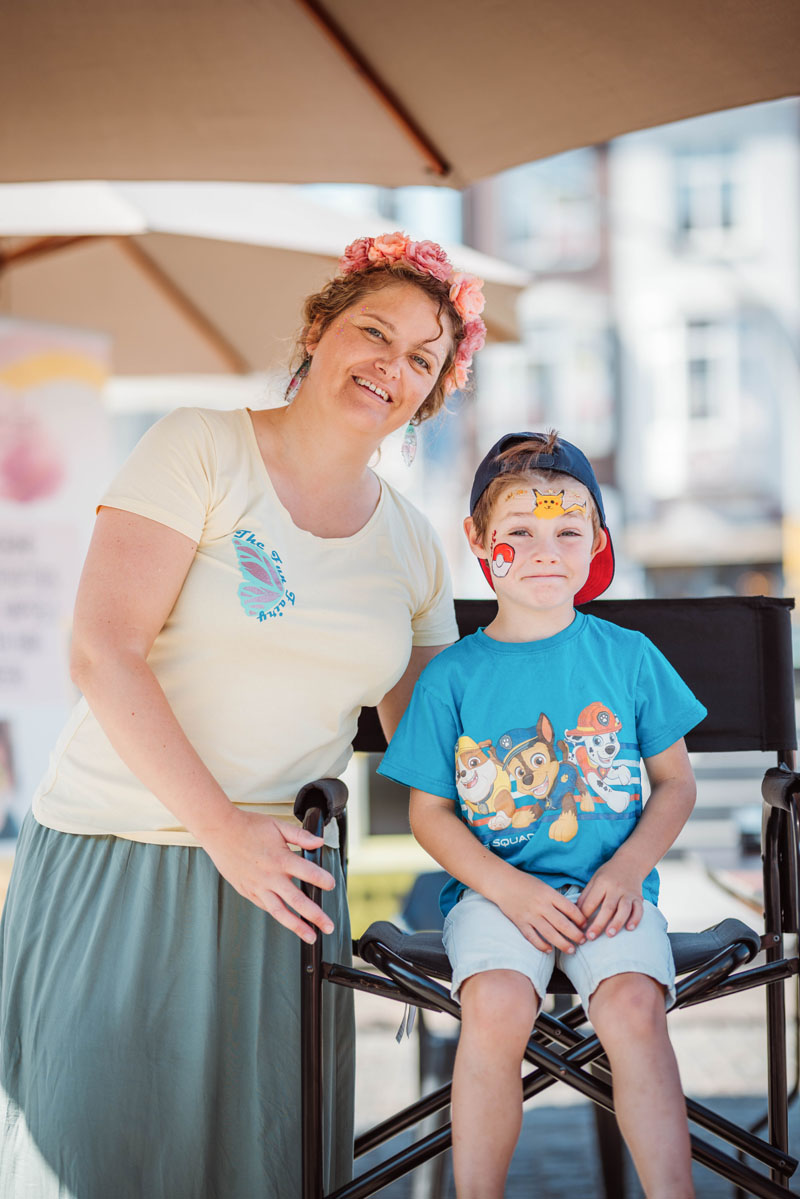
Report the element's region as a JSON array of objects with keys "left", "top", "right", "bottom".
[{"left": 491, "top": 542, "right": 515, "bottom": 578}]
